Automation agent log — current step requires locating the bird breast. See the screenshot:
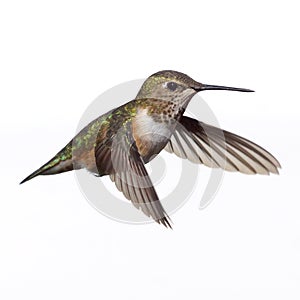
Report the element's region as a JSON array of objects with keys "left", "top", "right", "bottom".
[{"left": 132, "top": 108, "right": 173, "bottom": 161}]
